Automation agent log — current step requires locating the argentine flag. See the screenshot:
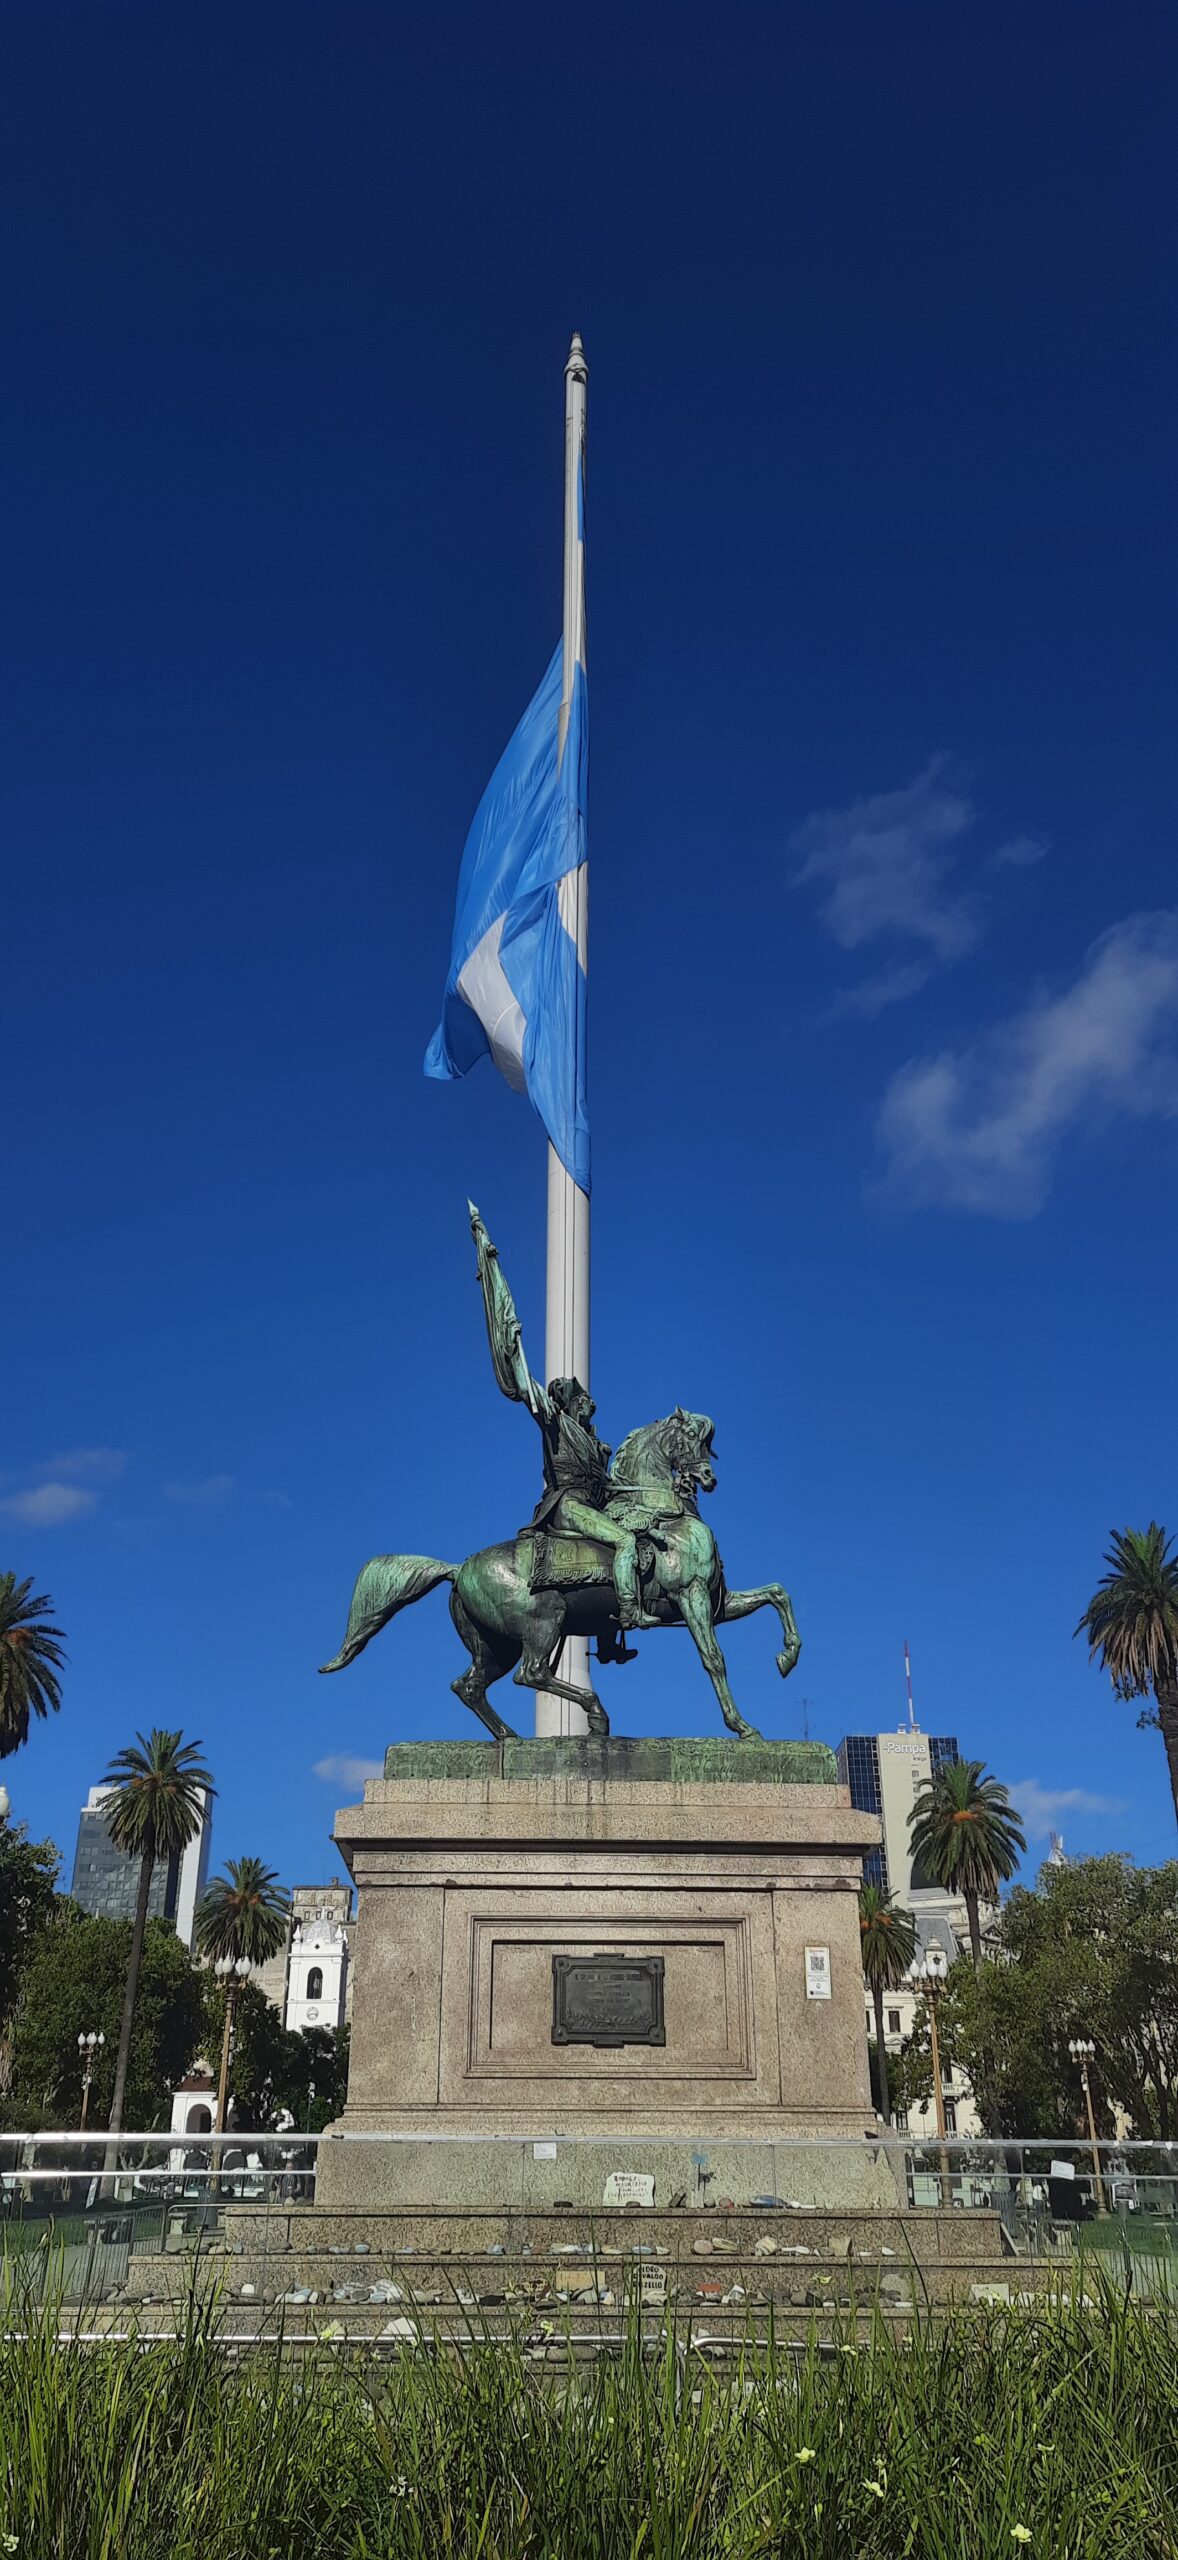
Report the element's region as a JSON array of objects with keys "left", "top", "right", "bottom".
[{"left": 424, "top": 487, "right": 589, "bottom": 1194}]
